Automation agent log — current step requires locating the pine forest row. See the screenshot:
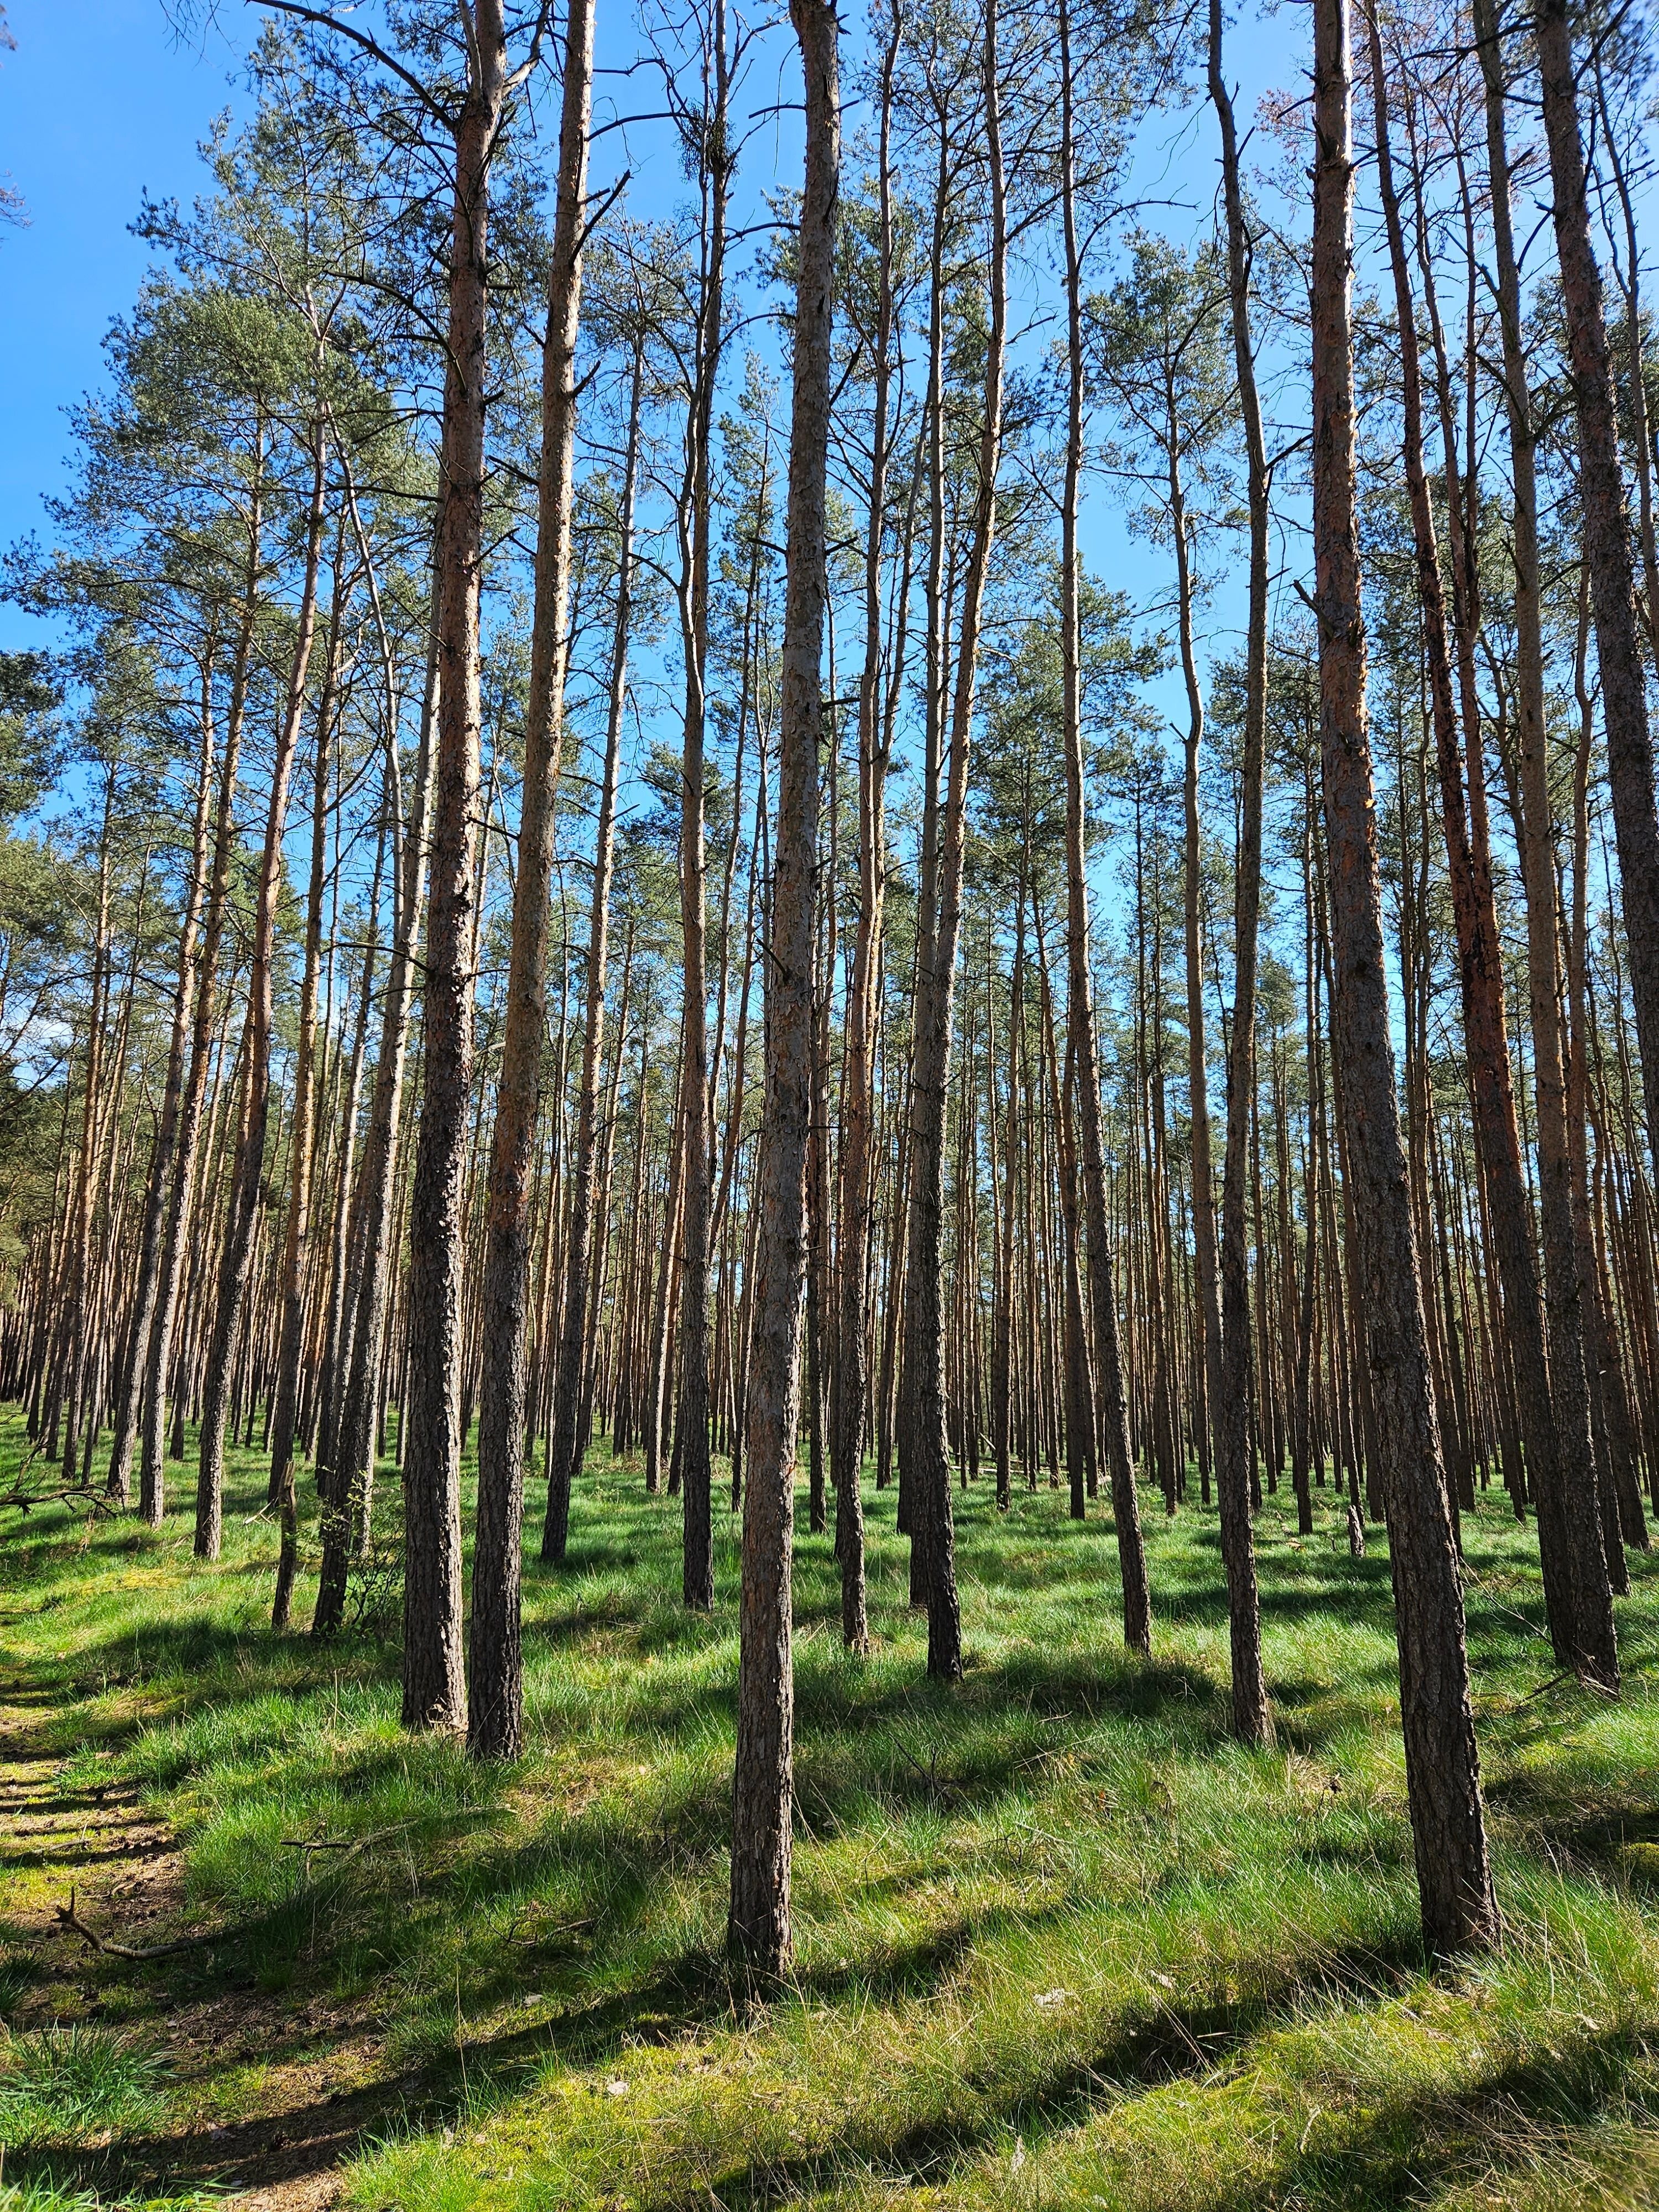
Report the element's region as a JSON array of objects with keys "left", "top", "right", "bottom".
[{"left": 4, "top": 0, "right": 1659, "bottom": 1978}]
